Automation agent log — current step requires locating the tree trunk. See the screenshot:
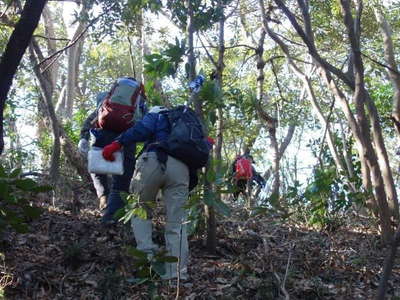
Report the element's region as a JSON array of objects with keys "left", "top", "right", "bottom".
[
  {"left": 185, "top": 0, "right": 217, "bottom": 254},
  {"left": 340, "top": 0, "right": 397, "bottom": 231},
  {"left": 212, "top": 0, "right": 226, "bottom": 224},
  {"left": 42, "top": 6, "right": 59, "bottom": 89},
  {"left": 265, "top": 22, "right": 349, "bottom": 179},
  {"left": 65, "top": 4, "right": 87, "bottom": 118},
  {"left": 59, "top": 126, "right": 93, "bottom": 184},
  {"left": 376, "top": 226, "right": 400, "bottom": 300},
  {"left": 29, "top": 40, "right": 61, "bottom": 183},
  {"left": 374, "top": 8, "right": 400, "bottom": 137},
  {"left": 273, "top": 0, "right": 394, "bottom": 241},
  {"left": 0, "top": 0, "right": 47, "bottom": 155},
  {"left": 257, "top": 0, "right": 280, "bottom": 201}
]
